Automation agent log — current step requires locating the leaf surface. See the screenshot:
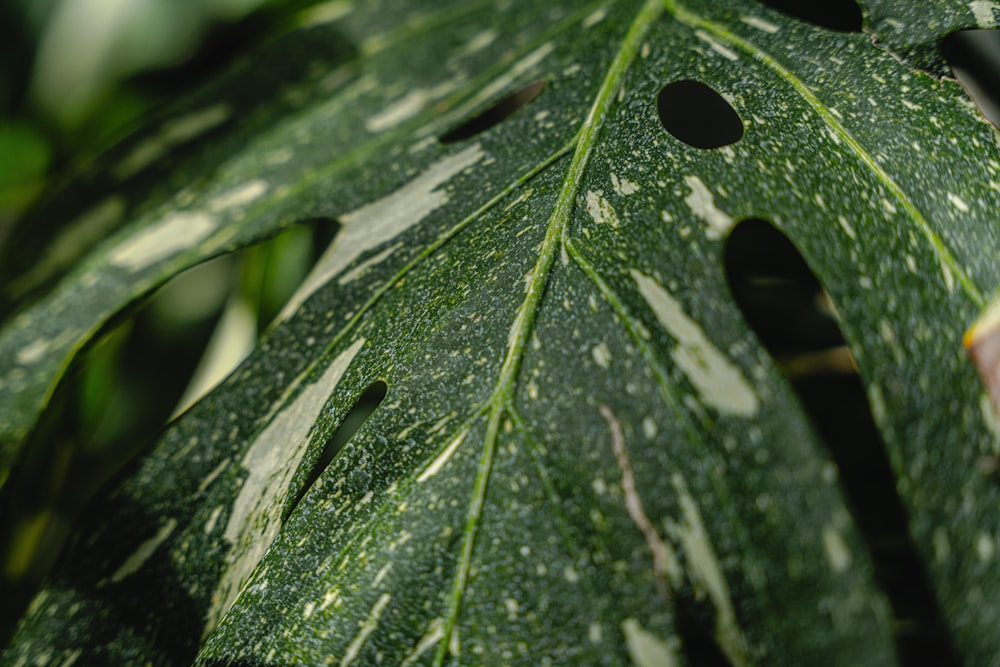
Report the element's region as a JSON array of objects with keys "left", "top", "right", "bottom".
[{"left": 3, "top": 0, "right": 1000, "bottom": 665}]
